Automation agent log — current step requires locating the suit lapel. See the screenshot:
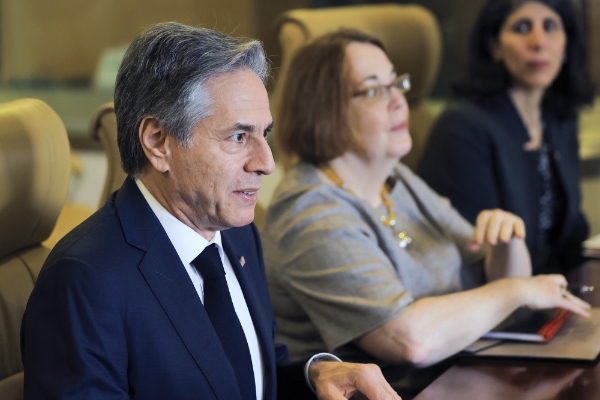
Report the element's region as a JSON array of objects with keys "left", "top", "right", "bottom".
[{"left": 116, "top": 178, "right": 243, "bottom": 400}]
